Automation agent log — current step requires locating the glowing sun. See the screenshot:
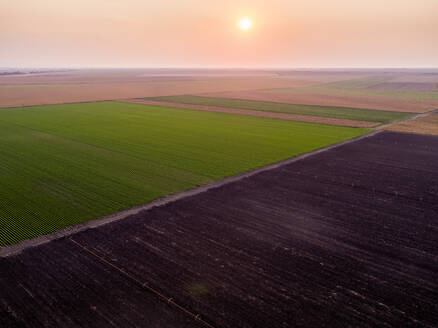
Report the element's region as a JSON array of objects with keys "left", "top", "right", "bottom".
[{"left": 238, "top": 17, "right": 253, "bottom": 31}]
